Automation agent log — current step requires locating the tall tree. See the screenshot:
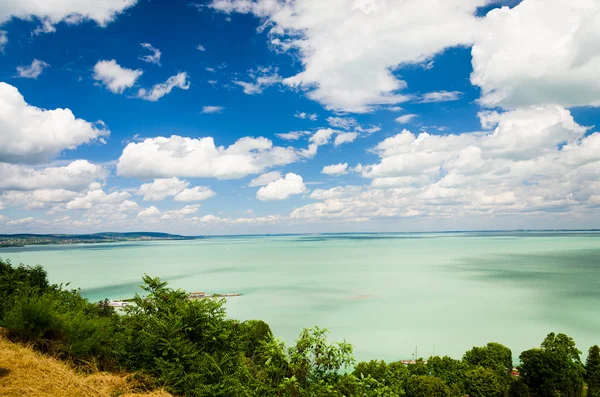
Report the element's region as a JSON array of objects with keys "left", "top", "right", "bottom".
[
  {"left": 463, "top": 367, "right": 506, "bottom": 397},
  {"left": 587, "top": 345, "right": 600, "bottom": 397},
  {"left": 519, "top": 332, "right": 584, "bottom": 397}
]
